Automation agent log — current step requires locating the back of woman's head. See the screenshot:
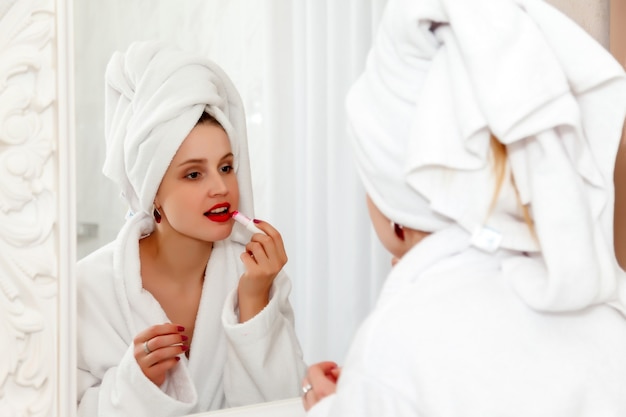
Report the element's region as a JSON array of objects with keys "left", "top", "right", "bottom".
[{"left": 346, "top": 0, "right": 626, "bottom": 313}]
